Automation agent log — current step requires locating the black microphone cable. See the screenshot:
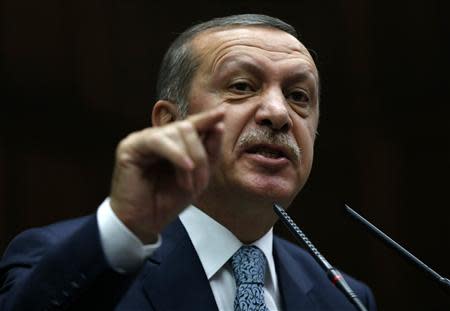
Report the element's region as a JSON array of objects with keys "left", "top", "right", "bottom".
[{"left": 273, "top": 203, "right": 368, "bottom": 311}]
